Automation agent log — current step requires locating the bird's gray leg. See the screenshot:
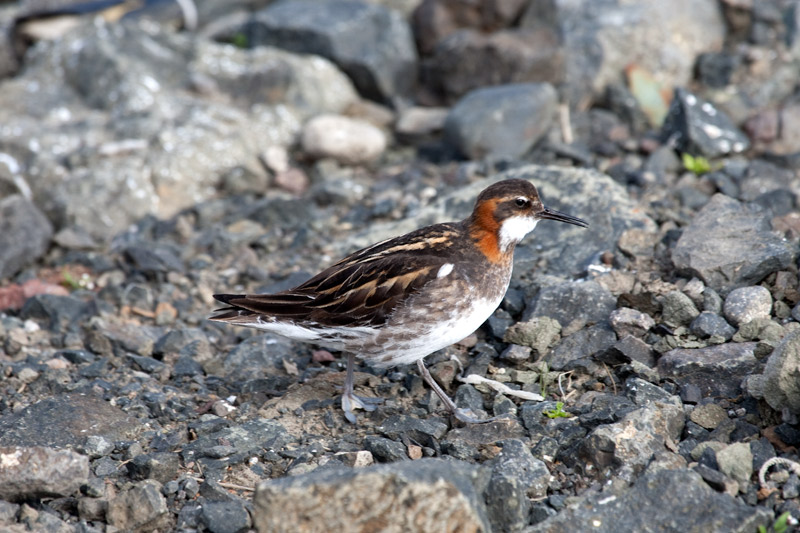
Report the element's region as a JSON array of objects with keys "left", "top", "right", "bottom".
[
  {"left": 417, "top": 359, "right": 497, "bottom": 424},
  {"left": 341, "top": 353, "right": 382, "bottom": 424}
]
